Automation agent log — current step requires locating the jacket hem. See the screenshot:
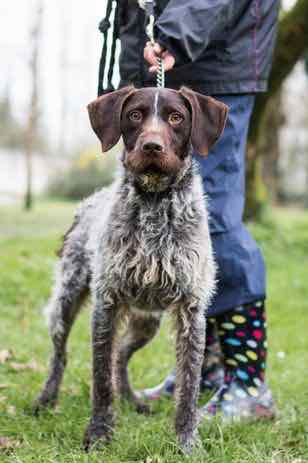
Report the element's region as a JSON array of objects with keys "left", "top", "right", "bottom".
[
  {"left": 120, "top": 78, "right": 268, "bottom": 95},
  {"left": 143, "top": 78, "right": 269, "bottom": 95},
  {"left": 190, "top": 80, "right": 268, "bottom": 95}
]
